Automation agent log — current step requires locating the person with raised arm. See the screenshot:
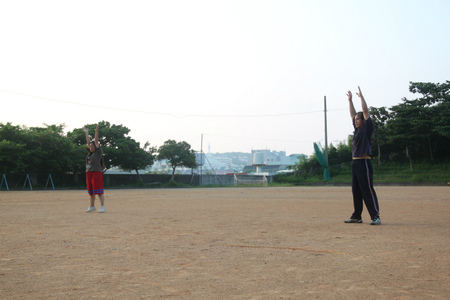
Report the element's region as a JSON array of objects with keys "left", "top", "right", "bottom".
[
  {"left": 345, "top": 87, "right": 381, "bottom": 225},
  {"left": 83, "top": 124, "right": 106, "bottom": 213}
]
